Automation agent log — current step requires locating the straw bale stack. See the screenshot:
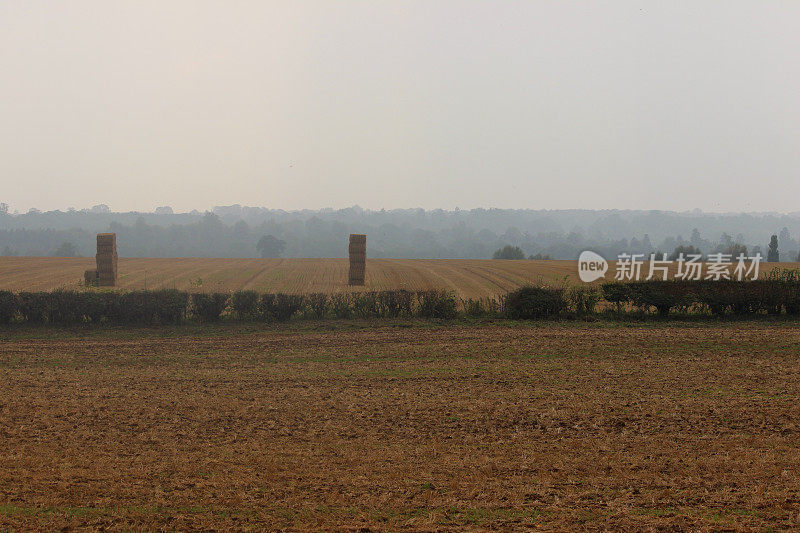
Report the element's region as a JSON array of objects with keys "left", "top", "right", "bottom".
[
  {"left": 348, "top": 234, "right": 366, "bottom": 285},
  {"left": 95, "top": 233, "right": 118, "bottom": 287},
  {"left": 84, "top": 269, "right": 98, "bottom": 286}
]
